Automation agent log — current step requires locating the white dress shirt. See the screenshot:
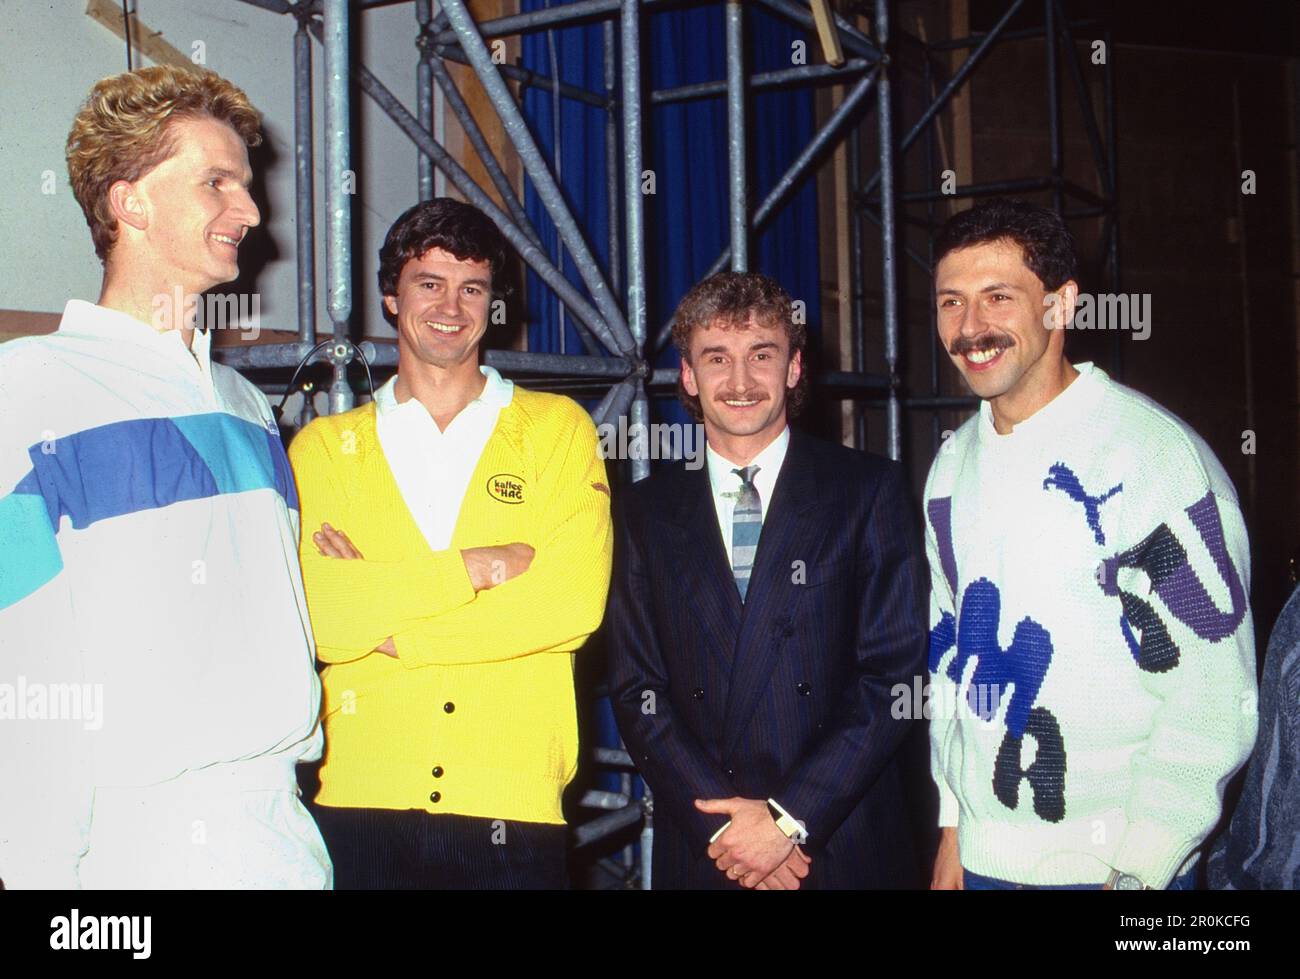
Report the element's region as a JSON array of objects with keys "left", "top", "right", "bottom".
[
  {"left": 704, "top": 426, "right": 790, "bottom": 568},
  {"left": 373, "top": 365, "right": 514, "bottom": 551}
]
